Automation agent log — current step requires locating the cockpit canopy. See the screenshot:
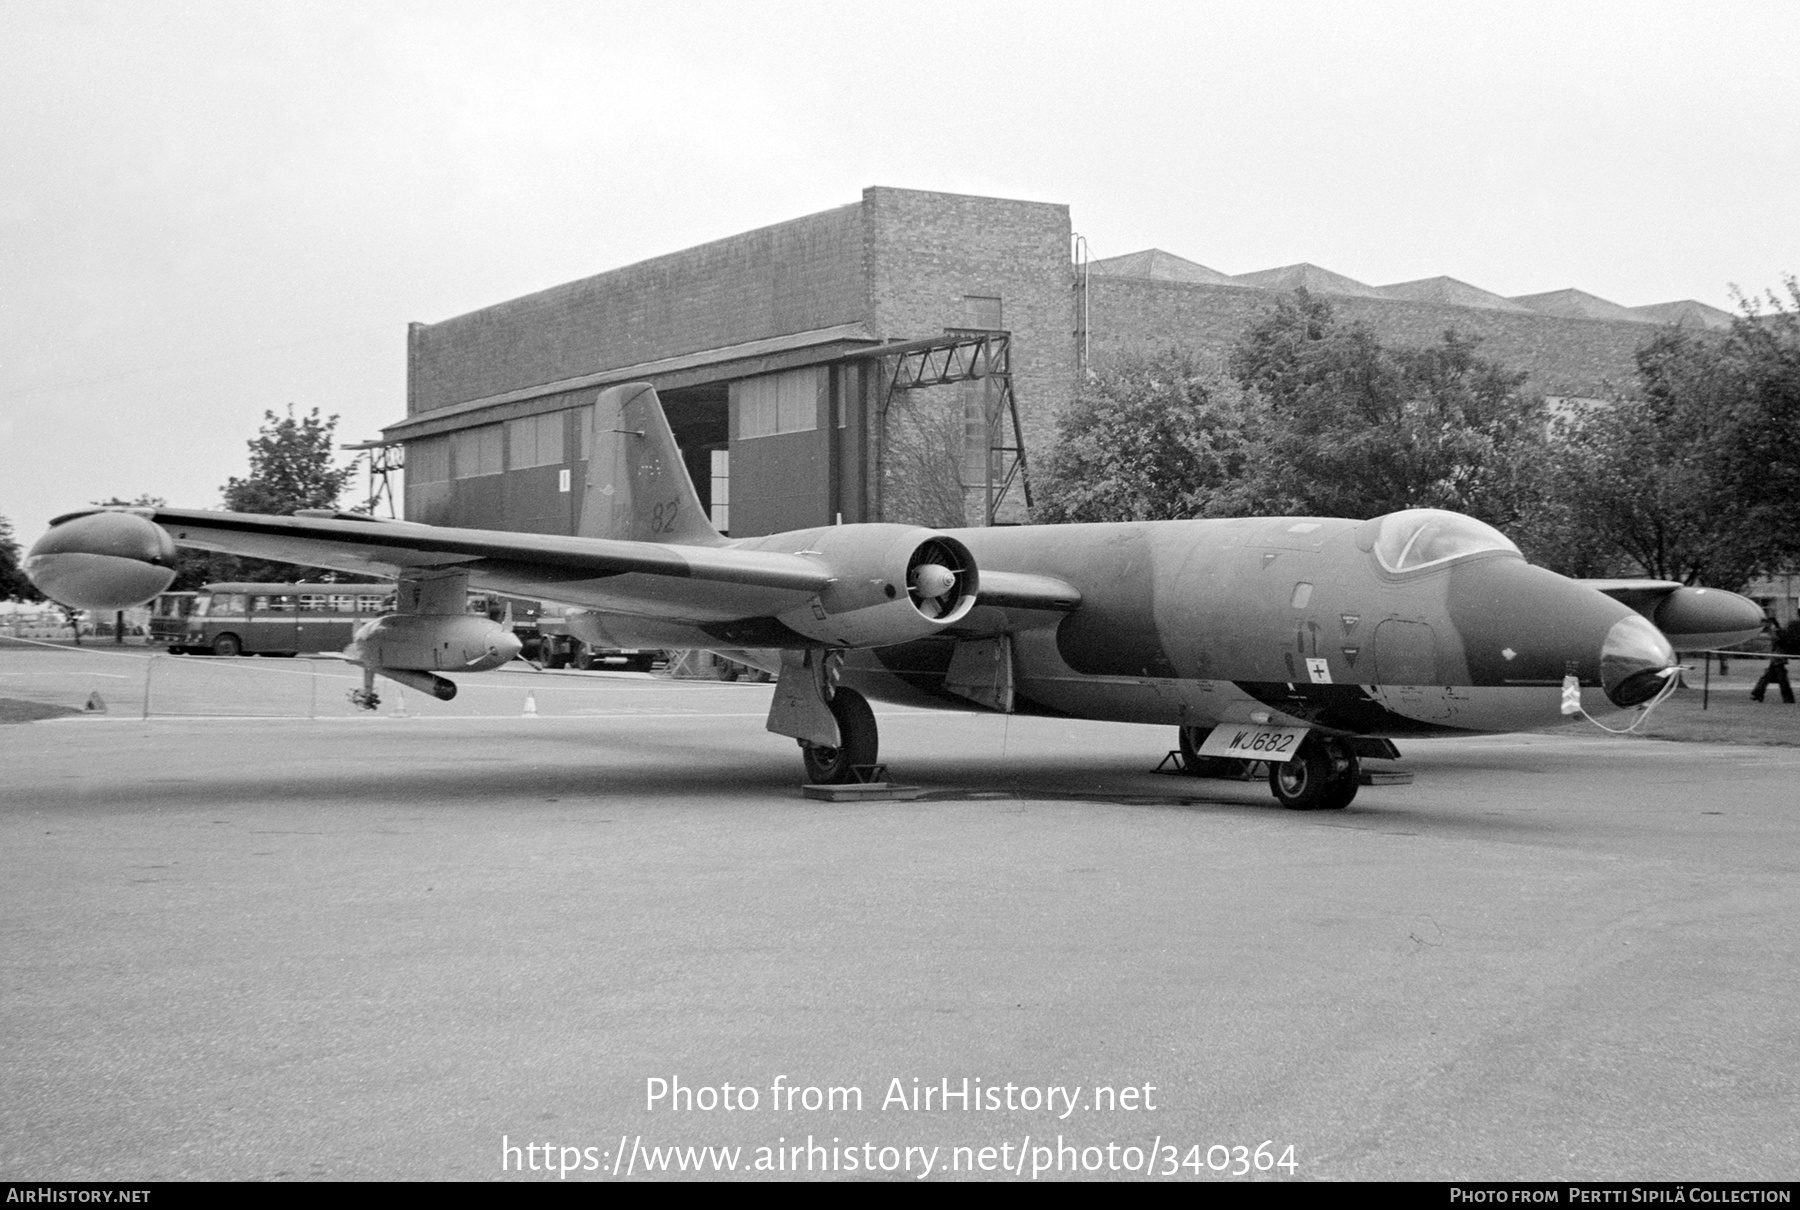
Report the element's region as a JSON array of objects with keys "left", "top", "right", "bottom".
[{"left": 1371, "top": 509, "right": 1521, "bottom": 573}]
